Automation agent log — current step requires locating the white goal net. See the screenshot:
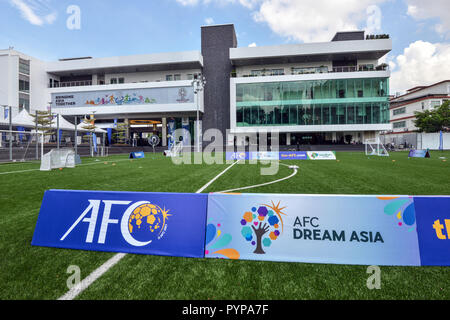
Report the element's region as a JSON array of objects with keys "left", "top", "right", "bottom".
[
  {"left": 365, "top": 138, "right": 389, "bottom": 157},
  {"left": 40, "top": 148, "right": 76, "bottom": 171}
]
